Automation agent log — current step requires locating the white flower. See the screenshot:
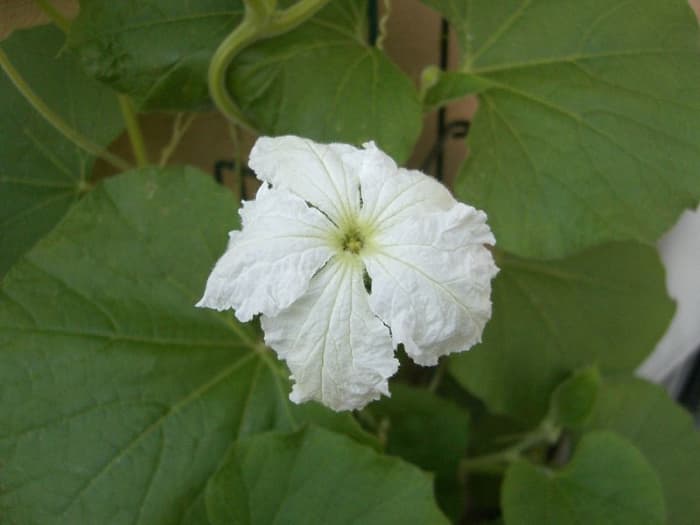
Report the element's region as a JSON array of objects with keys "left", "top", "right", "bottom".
[{"left": 197, "top": 136, "right": 498, "bottom": 411}]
